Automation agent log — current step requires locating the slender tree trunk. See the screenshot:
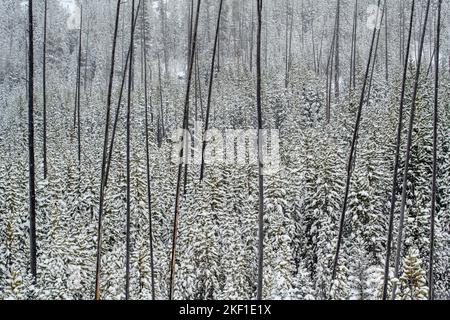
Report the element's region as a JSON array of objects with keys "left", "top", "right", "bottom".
[
  {"left": 429, "top": 0, "right": 441, "bottom": 301},
  {"left": 349, "top": 0, "right": 358, "bottom": 90},
  {"left": 76, "top": 6, "right": 83, "bottom": 165},
  {"left": 28, "top": 0, "right": 37, "bottom": 280},
  {"left": 250, "top": 2, "right": 254, "bottom": 73},
  {"left": 94, "top": 0, "right": 121, "bottom": 301},
  {"left": 157, "top": 53, "right": 165, "bottom": 144},
  {"left": 384, "top": 0, "right": 389, "bottom": 82},
  {"left": 125, "top": 0, "right": 136, "bottom": 300},
  {"left": 326, "top": 16, "right": 337, "bottom": 123},
  {"left": 256, "top": 0, "right": 264, "bottom": 301},
  {"left": 200, "top": 0, "right": 223, "bottom": 181},
  {"left": 382, "top": 0, "right": 416, "bottom": 301},
  {"left": 142, "top": 0, "right": 155, "bottom": 300},
  {"left": 104, "top": 1, "right": 142, "bottom": 189},
  {"left": 331, "top": 0, "right": 383, "bottom": 285},
  {"left": 334, "top": 0, "right": 341, "bottom": 98},
  {"left": 366, "top": 3, "right": 386, "bottom": 105},
  {"left": 42, "top": 0, "right": 48, "bottom": 179},
  {"left": 392, "top": 0, "right": 431, "bottom": 300},
  {"left": 169, "top": 0, "right": 201, "bottom": 301}
]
